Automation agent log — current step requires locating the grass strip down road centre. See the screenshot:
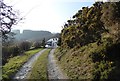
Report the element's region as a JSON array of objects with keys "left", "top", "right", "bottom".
[{"left": 28, "top": 49, "right": 51, "bottom": 80}]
